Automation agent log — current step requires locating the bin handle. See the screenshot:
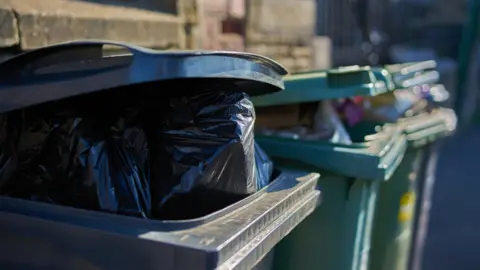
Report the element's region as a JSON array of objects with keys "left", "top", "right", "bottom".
[
  {"left": 0, "top": 40, "right": 152, "bottom": 77},
  {"left": 0, "top": 40, "right": 288, "bottom": 79}
]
